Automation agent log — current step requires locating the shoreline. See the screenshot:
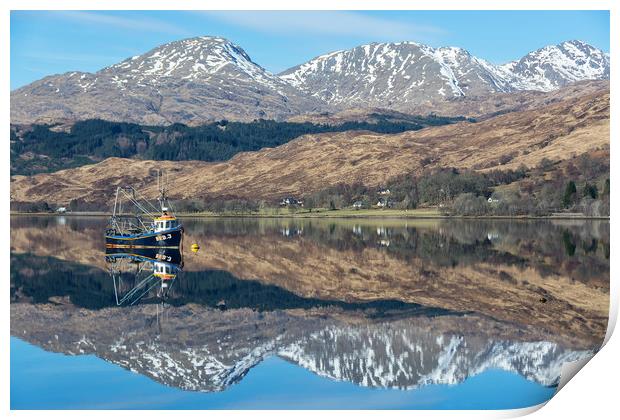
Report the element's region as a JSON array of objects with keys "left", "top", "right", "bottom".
[{"left": 9, "top": 210, "right": 610, "bottom": 221}]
